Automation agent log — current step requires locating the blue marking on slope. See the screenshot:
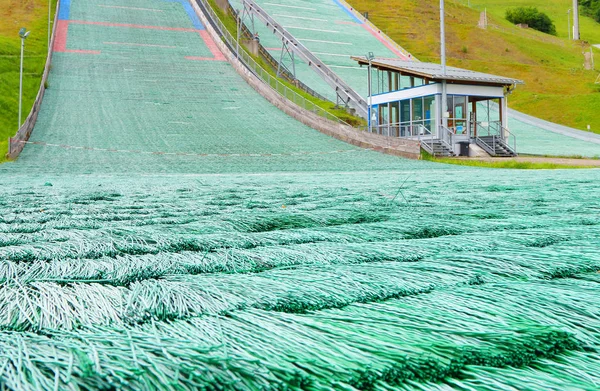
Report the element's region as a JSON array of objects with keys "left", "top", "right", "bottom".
[
  {"left": 163, "top": 0, "right": 205, "bottom": 30},
  {"left": 332, "top": 0, "right": 363, "bottom": 24},
  {"left": 58, "top": 0, "right": 71, "bottom": 20}
]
